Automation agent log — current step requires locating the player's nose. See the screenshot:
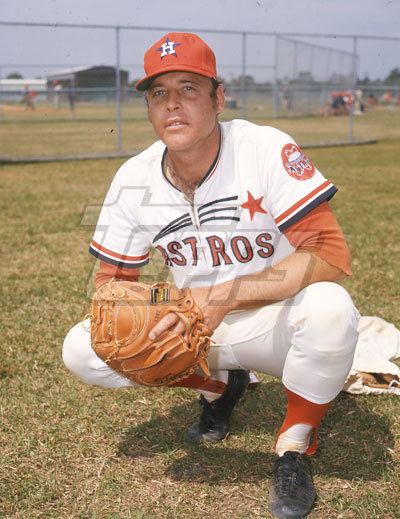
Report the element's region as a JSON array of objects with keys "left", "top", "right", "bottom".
[{"left": 166, "top": 90, "right": 182, "bottom": 111}]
